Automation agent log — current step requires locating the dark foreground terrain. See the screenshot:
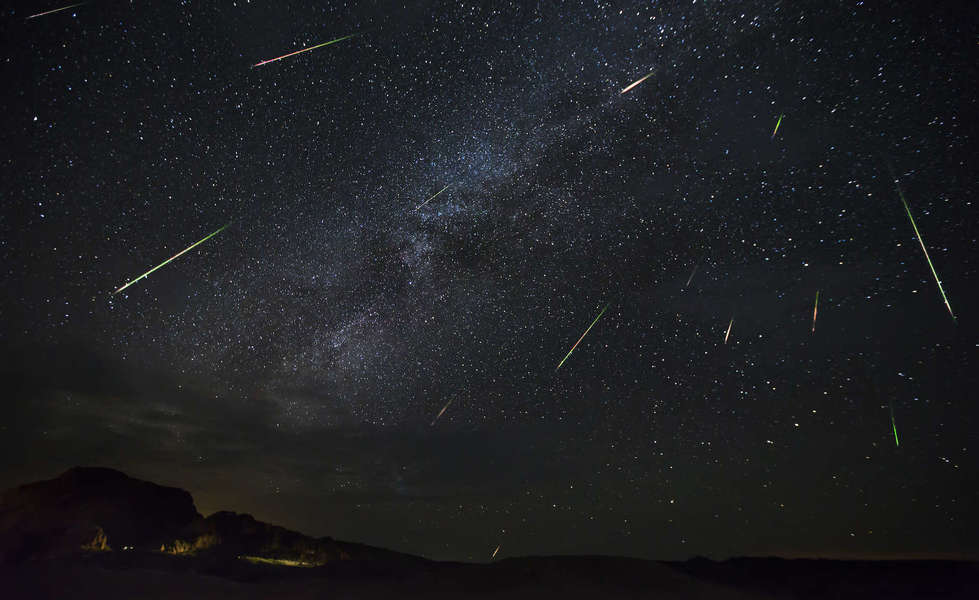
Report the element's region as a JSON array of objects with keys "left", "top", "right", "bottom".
[
  {"left": 3, "top": 552, "right": 977, "bottom": 599},
  {"left": 2, "top": 468, "right": 975, "bottom": 598}
]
